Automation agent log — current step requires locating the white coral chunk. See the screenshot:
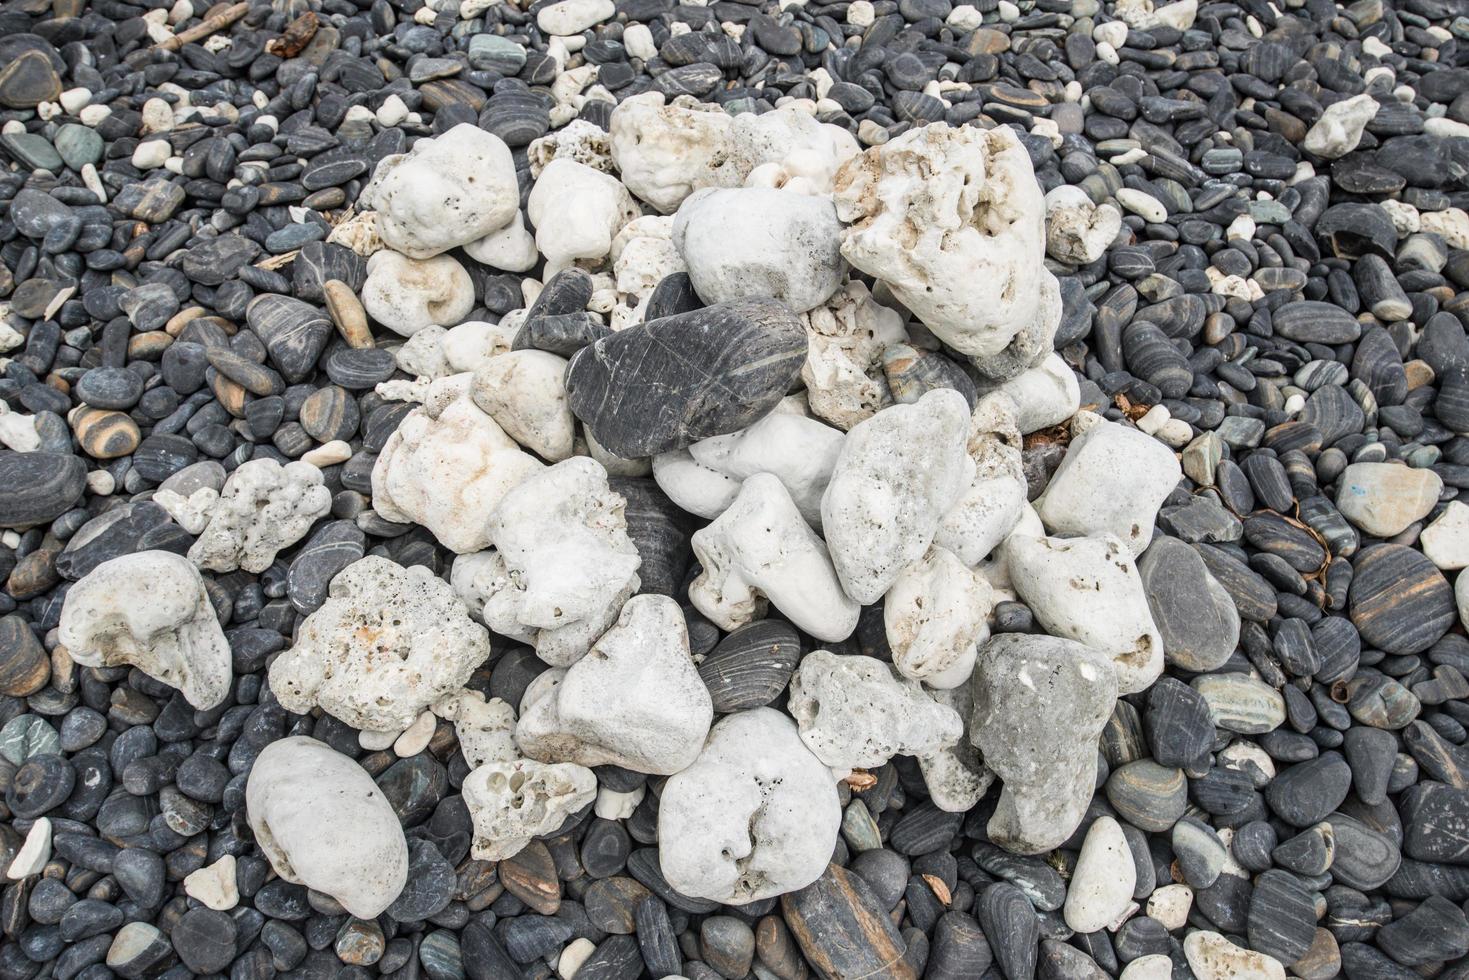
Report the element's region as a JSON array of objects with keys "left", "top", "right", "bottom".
[
  {"left": 469, "top": 349, "right": 576, "bottom": 461},
  {"left": 463, "top": 758, "right": 598, "bottom": 861},
  {"left": 885, "top": 546, "right": 994, "bottom": 688},
  {"left": 528, "top": 158, "right": 641, "bottom": 276},
  {"left": 361, "top": 251, "right": 475, "bottom": 337},
  {"left": 934, "top": 392, "right": 1027, "bottom": 567},
  {"left": 187, "top": 458, "right": 331, "bottom": 574}
]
